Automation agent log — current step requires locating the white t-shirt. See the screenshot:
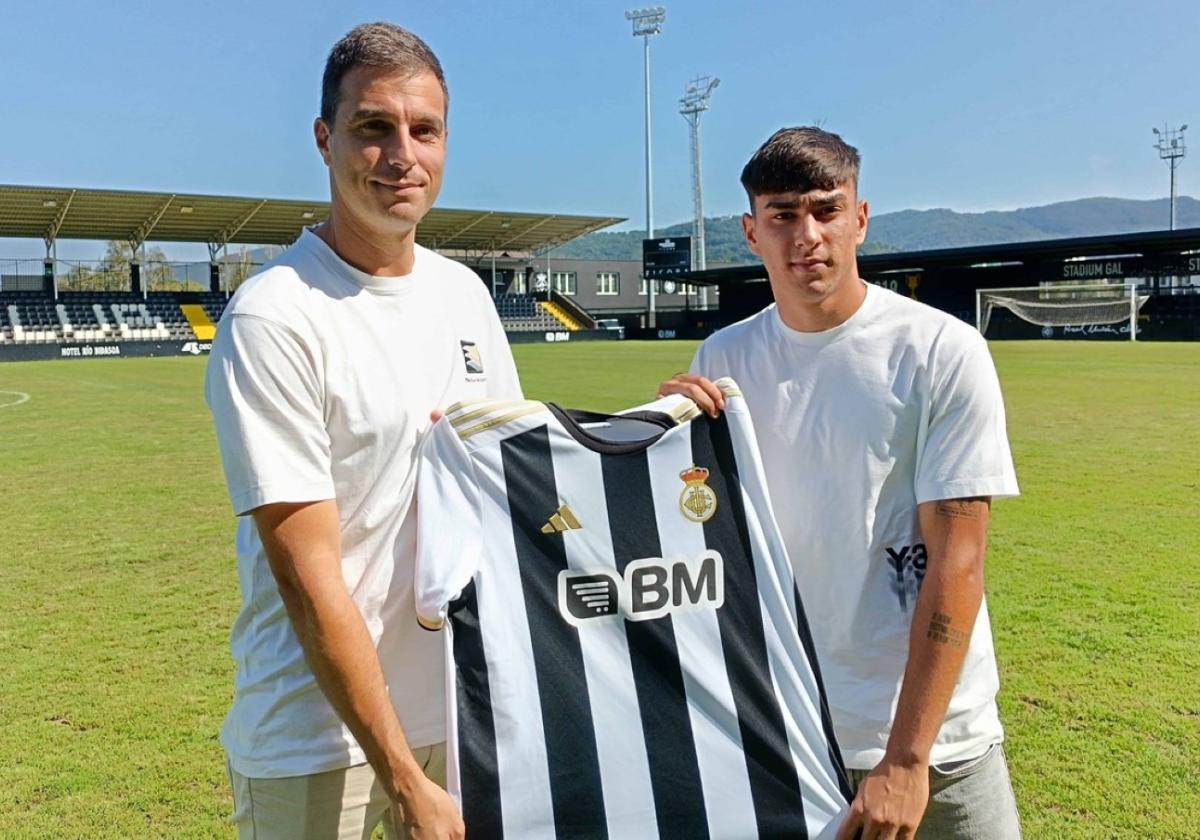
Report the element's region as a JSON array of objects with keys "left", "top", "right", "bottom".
[
  {"left": 205, "top": 229, "right": 522, "bottom": 779},
  {"left": 691, "top": 282, "right": 1019, "bottom": 769}
]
